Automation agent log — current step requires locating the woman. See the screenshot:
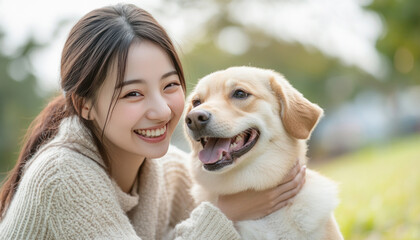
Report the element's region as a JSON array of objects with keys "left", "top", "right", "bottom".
[{"left": 0, "top": 4, "right": 305, "bottom": 239}]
